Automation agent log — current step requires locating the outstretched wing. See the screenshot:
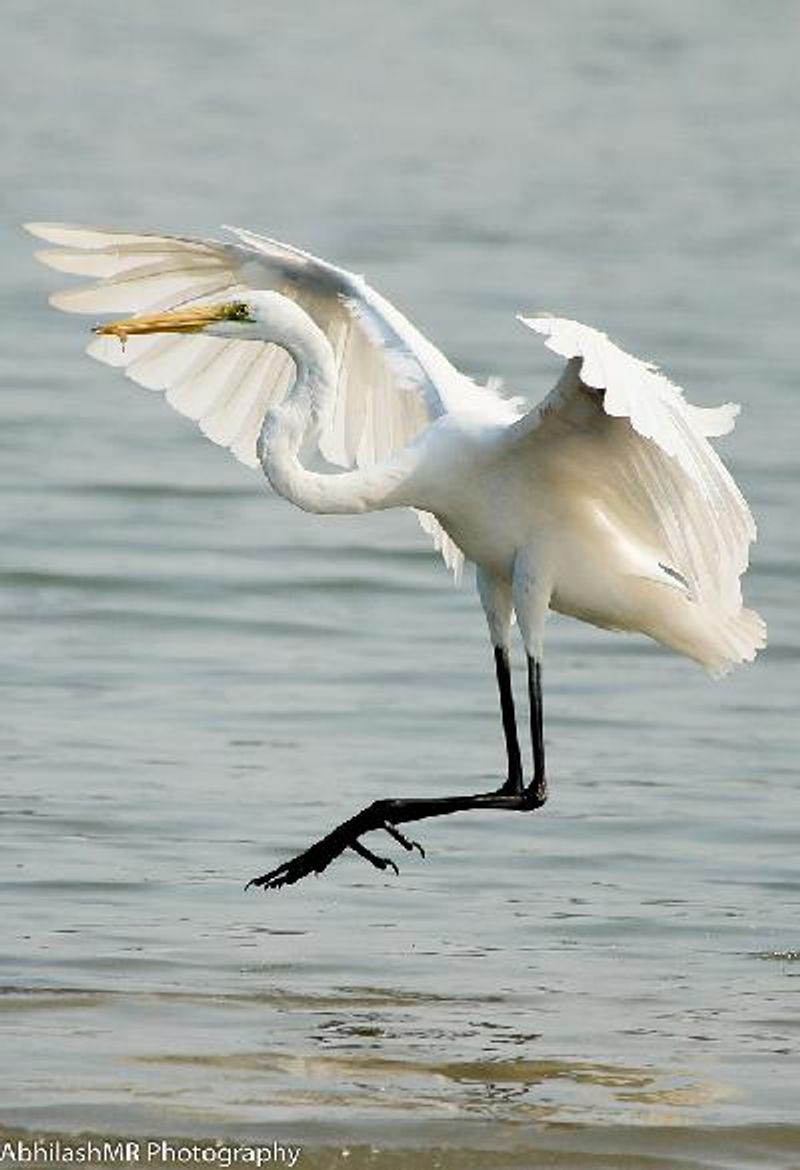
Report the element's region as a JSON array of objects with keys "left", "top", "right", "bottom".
[
  {"left": 27, "top": 222, "right": 515, "bottom": 576},
  {"left": 512, "top": 315, "right": 760, "bottom": 638}
]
